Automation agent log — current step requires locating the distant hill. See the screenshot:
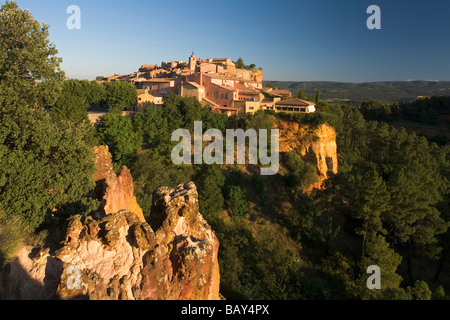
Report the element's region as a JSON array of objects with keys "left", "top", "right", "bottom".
[{"left": 263, "top": 80, "right": 450, "bottom": 106}]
